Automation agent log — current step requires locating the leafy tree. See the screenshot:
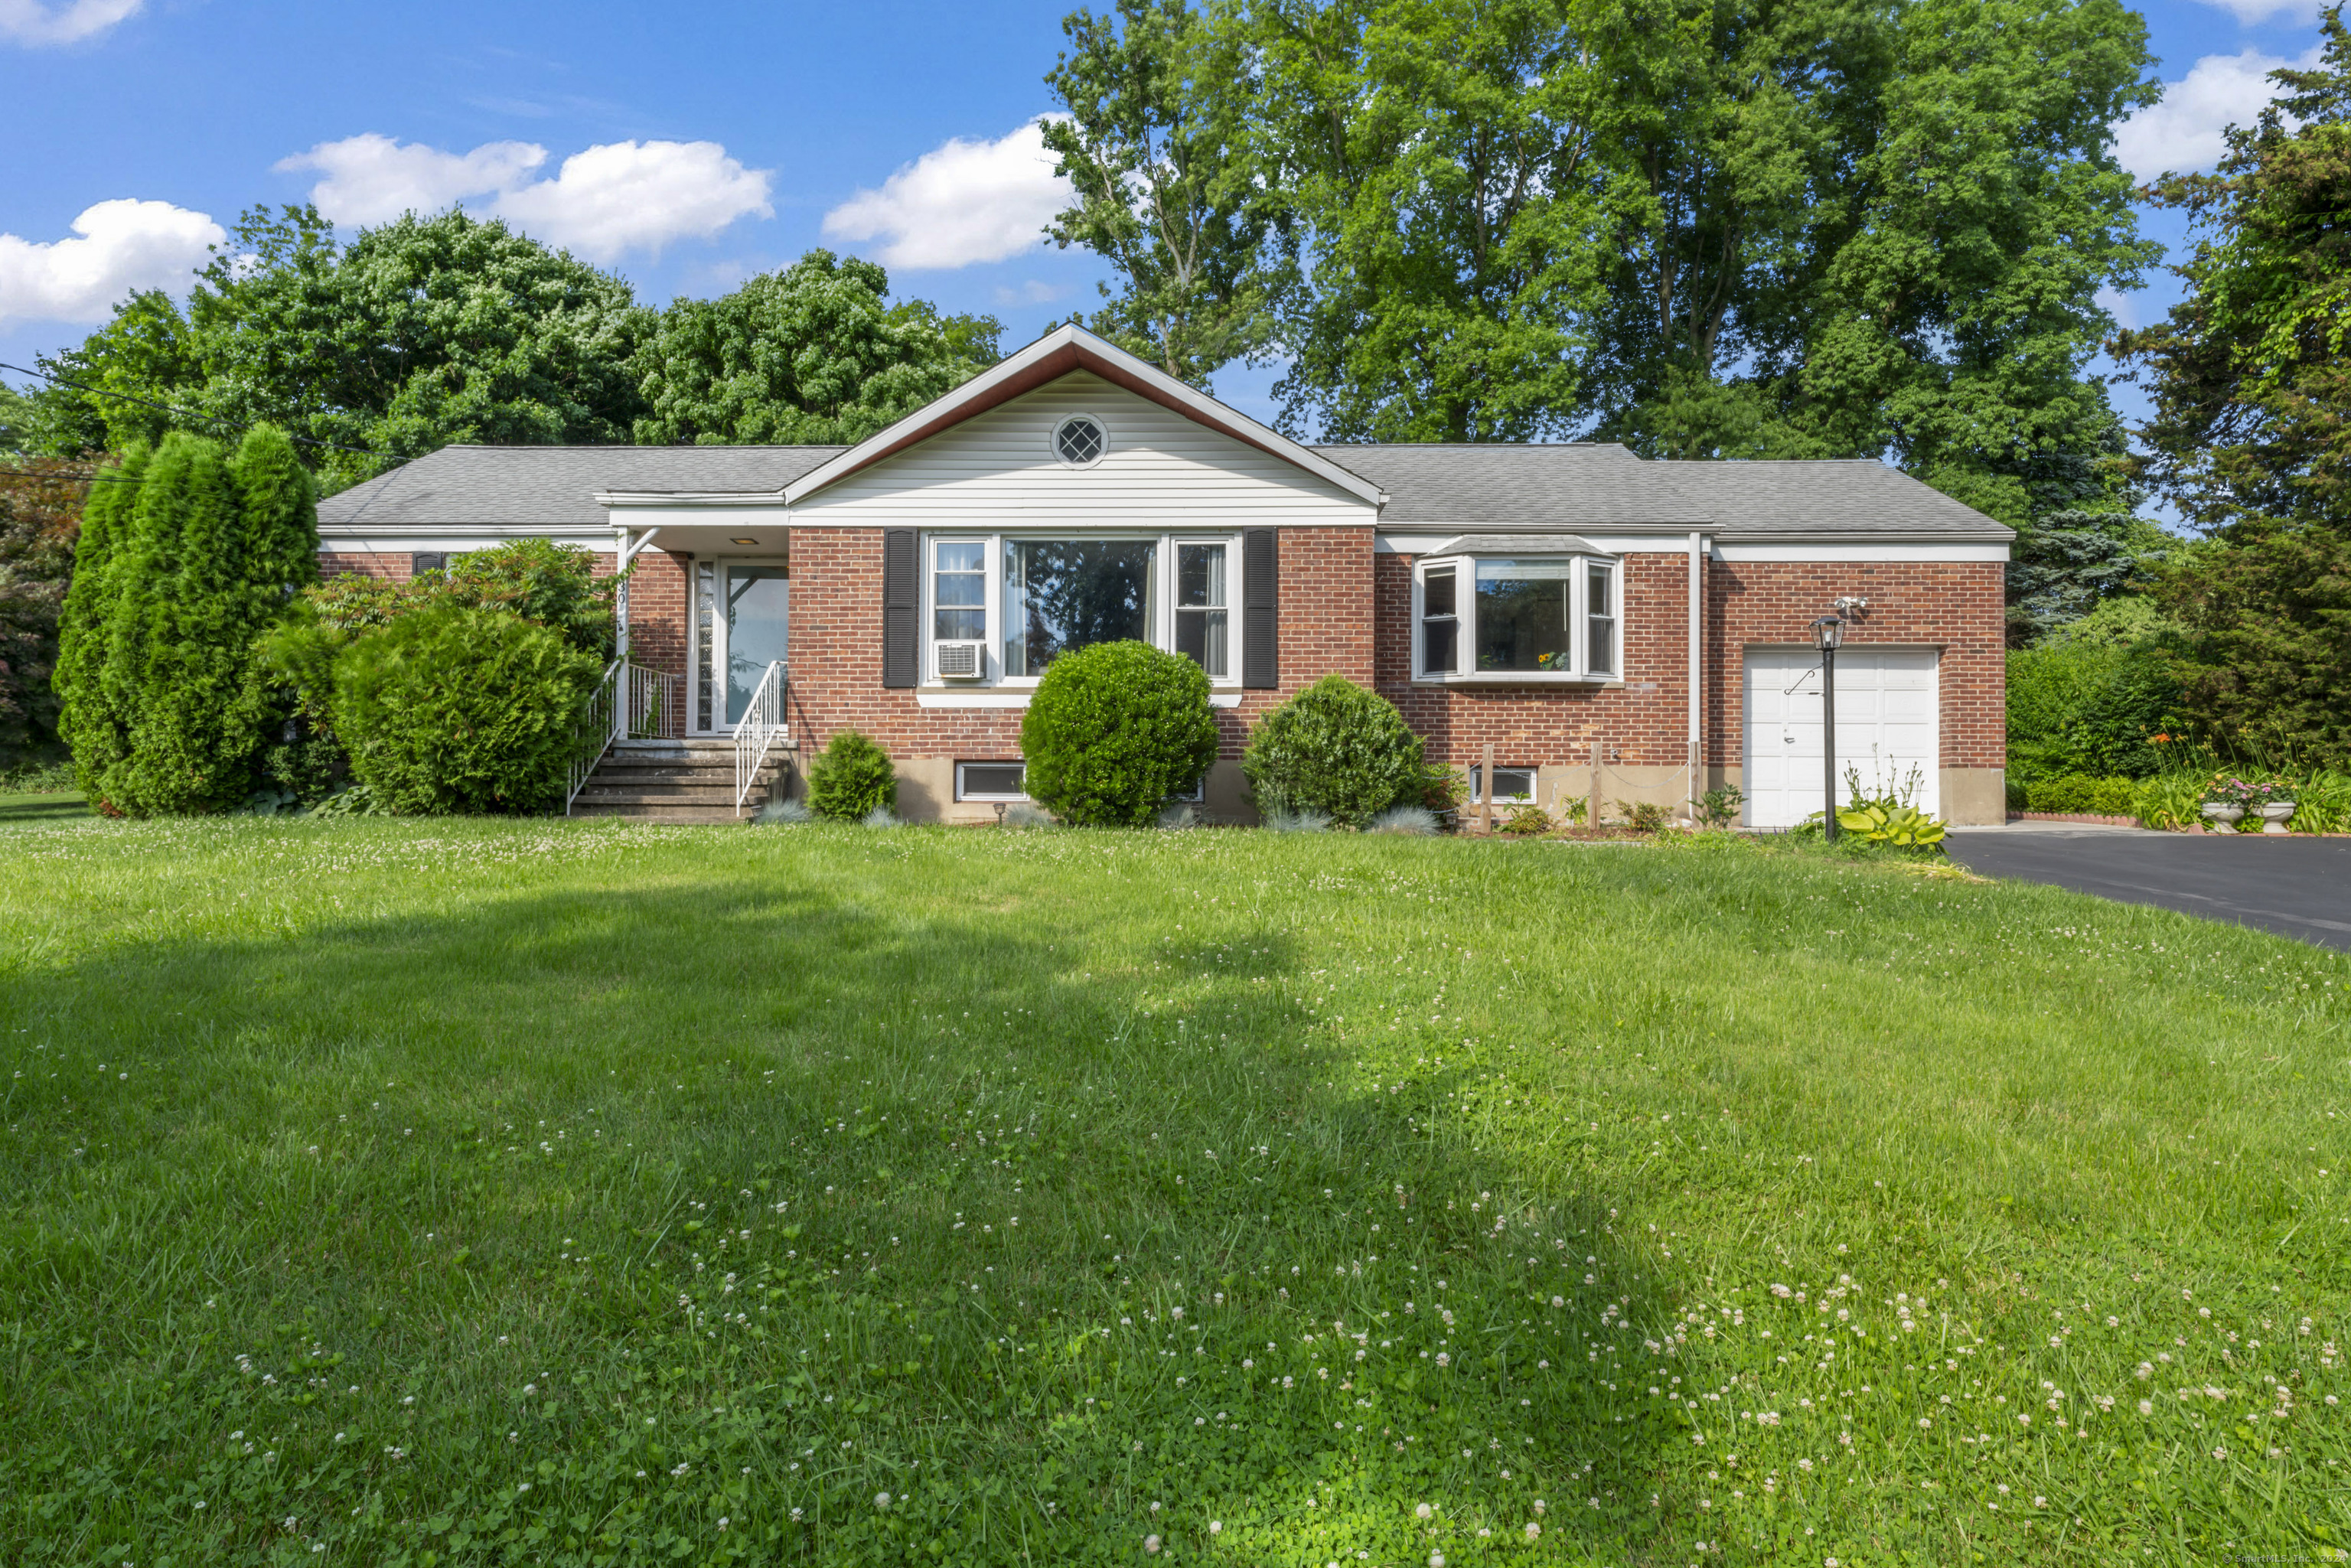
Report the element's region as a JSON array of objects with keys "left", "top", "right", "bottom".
[
  {"left": 1044, "top": 0, "right": 1289, "bottom": 385},
  {"left": 38, "top": 207, "right": 657, "bottom": 492},
  {"left": 1591, "top": 0, "right": 2158, "bottom": 516},
  {"left": 53, "top": 445, "right": 146, "bottom": 795},
  {"left": 0, "top": 458, "right": 90, "bottom": 772},
  {"left": 2157, "top": 526, "right": 2351, "bottom": 768},
  {"left": 56, "top": 429, "right": 317, "bottom": 813},
  {"left": 2115, "top": 5, "right": 2351, "bottom": 539},
  {"left": 1249, "top": 0, "right": 1646, "bottom": 442},
  {"left": 631, "top": 252, "right": 1001, "bottom": 445}
]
